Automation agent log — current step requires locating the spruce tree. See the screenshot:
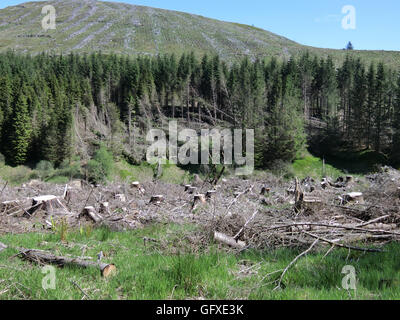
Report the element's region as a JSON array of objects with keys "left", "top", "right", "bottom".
[
  {"left": 8, "top": 88, "right": 32, "bottom": 165},
  {"left": 391, "top": 73, "right": 400, "bottom": 163}
]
